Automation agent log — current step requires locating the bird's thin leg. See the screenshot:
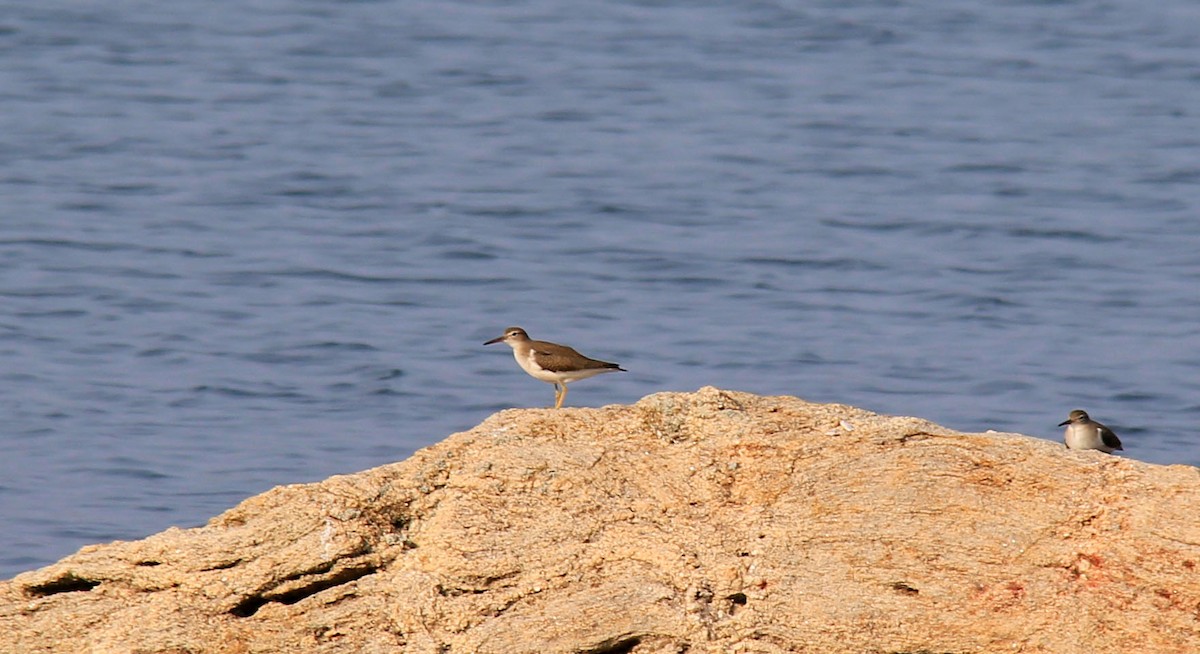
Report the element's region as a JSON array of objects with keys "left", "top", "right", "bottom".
[
  {"left": 551, "top": 383, "right": 562, "bottom": 409},
  {"left": 555, "top": 383, "right": 568, "bottom": 409}
]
